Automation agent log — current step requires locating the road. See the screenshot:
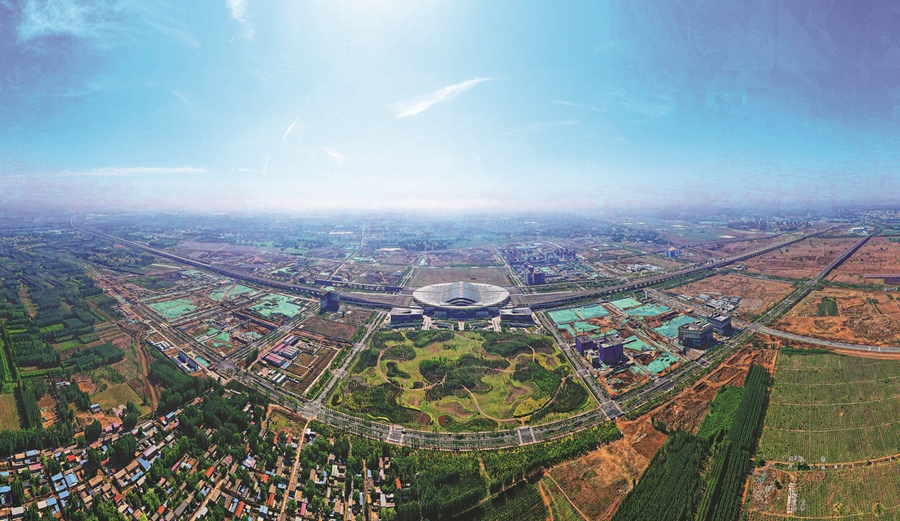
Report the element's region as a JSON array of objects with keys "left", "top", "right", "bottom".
[{"left": 77, "top": 220, "right": 889, "bottom": 450}]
